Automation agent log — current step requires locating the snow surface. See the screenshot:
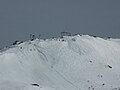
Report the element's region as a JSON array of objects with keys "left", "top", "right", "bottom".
[{"left": 0, "top": 35, "right": 120, "bottom": 90}]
